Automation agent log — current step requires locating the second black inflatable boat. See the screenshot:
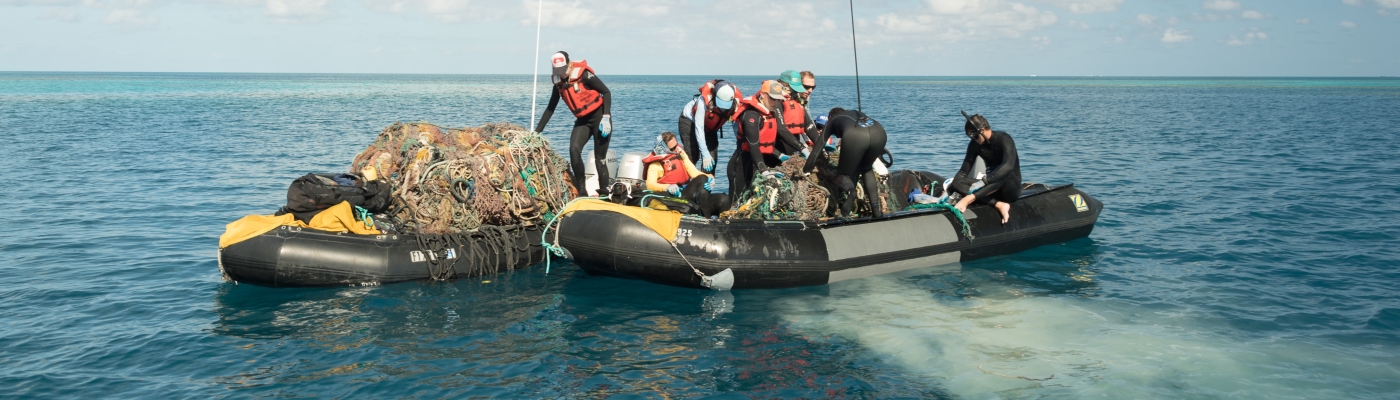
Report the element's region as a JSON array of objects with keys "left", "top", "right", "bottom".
[{"left": 554, "top": 182, "right": 1101, "bottom": 289}]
